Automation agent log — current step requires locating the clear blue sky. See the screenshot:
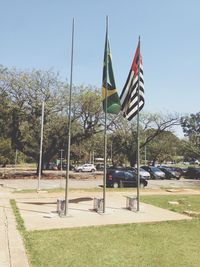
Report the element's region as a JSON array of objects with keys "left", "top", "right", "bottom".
[{"left": 0, "top": 0, "right": 200, "bottom": 118}]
